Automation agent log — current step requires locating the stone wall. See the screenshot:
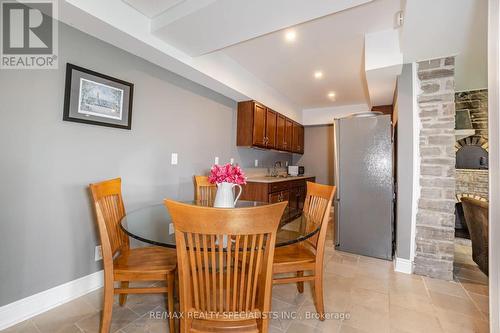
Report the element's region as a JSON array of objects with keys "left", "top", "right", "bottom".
[
  {"left": 456, "top": 169, "right": 489, "bottom": 199},
  {"left": 414, "top": 57, "right": 456, "bottom": 281},
  {"left": 455, "top": 89, "right": 488, "bottom": 138}
]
